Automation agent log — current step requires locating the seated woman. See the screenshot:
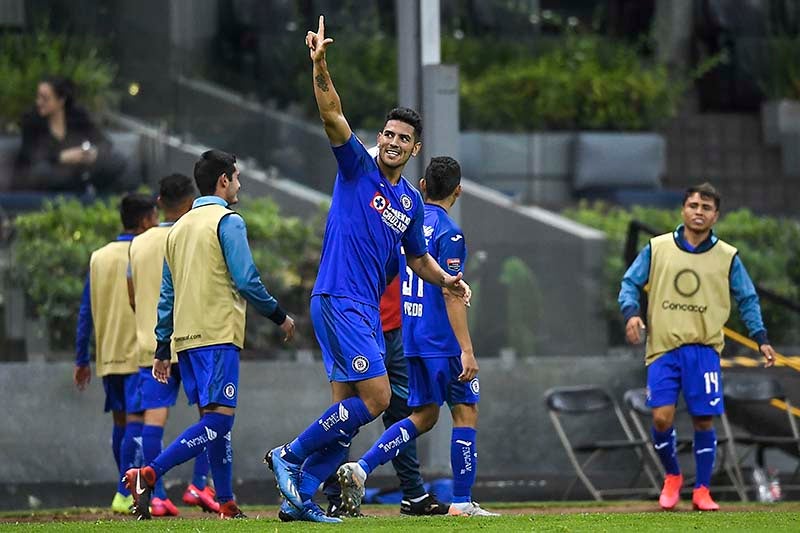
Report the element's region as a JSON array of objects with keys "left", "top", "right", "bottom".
[{"left": 15, "top": 76, "right": 126, "bottom": 192}]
